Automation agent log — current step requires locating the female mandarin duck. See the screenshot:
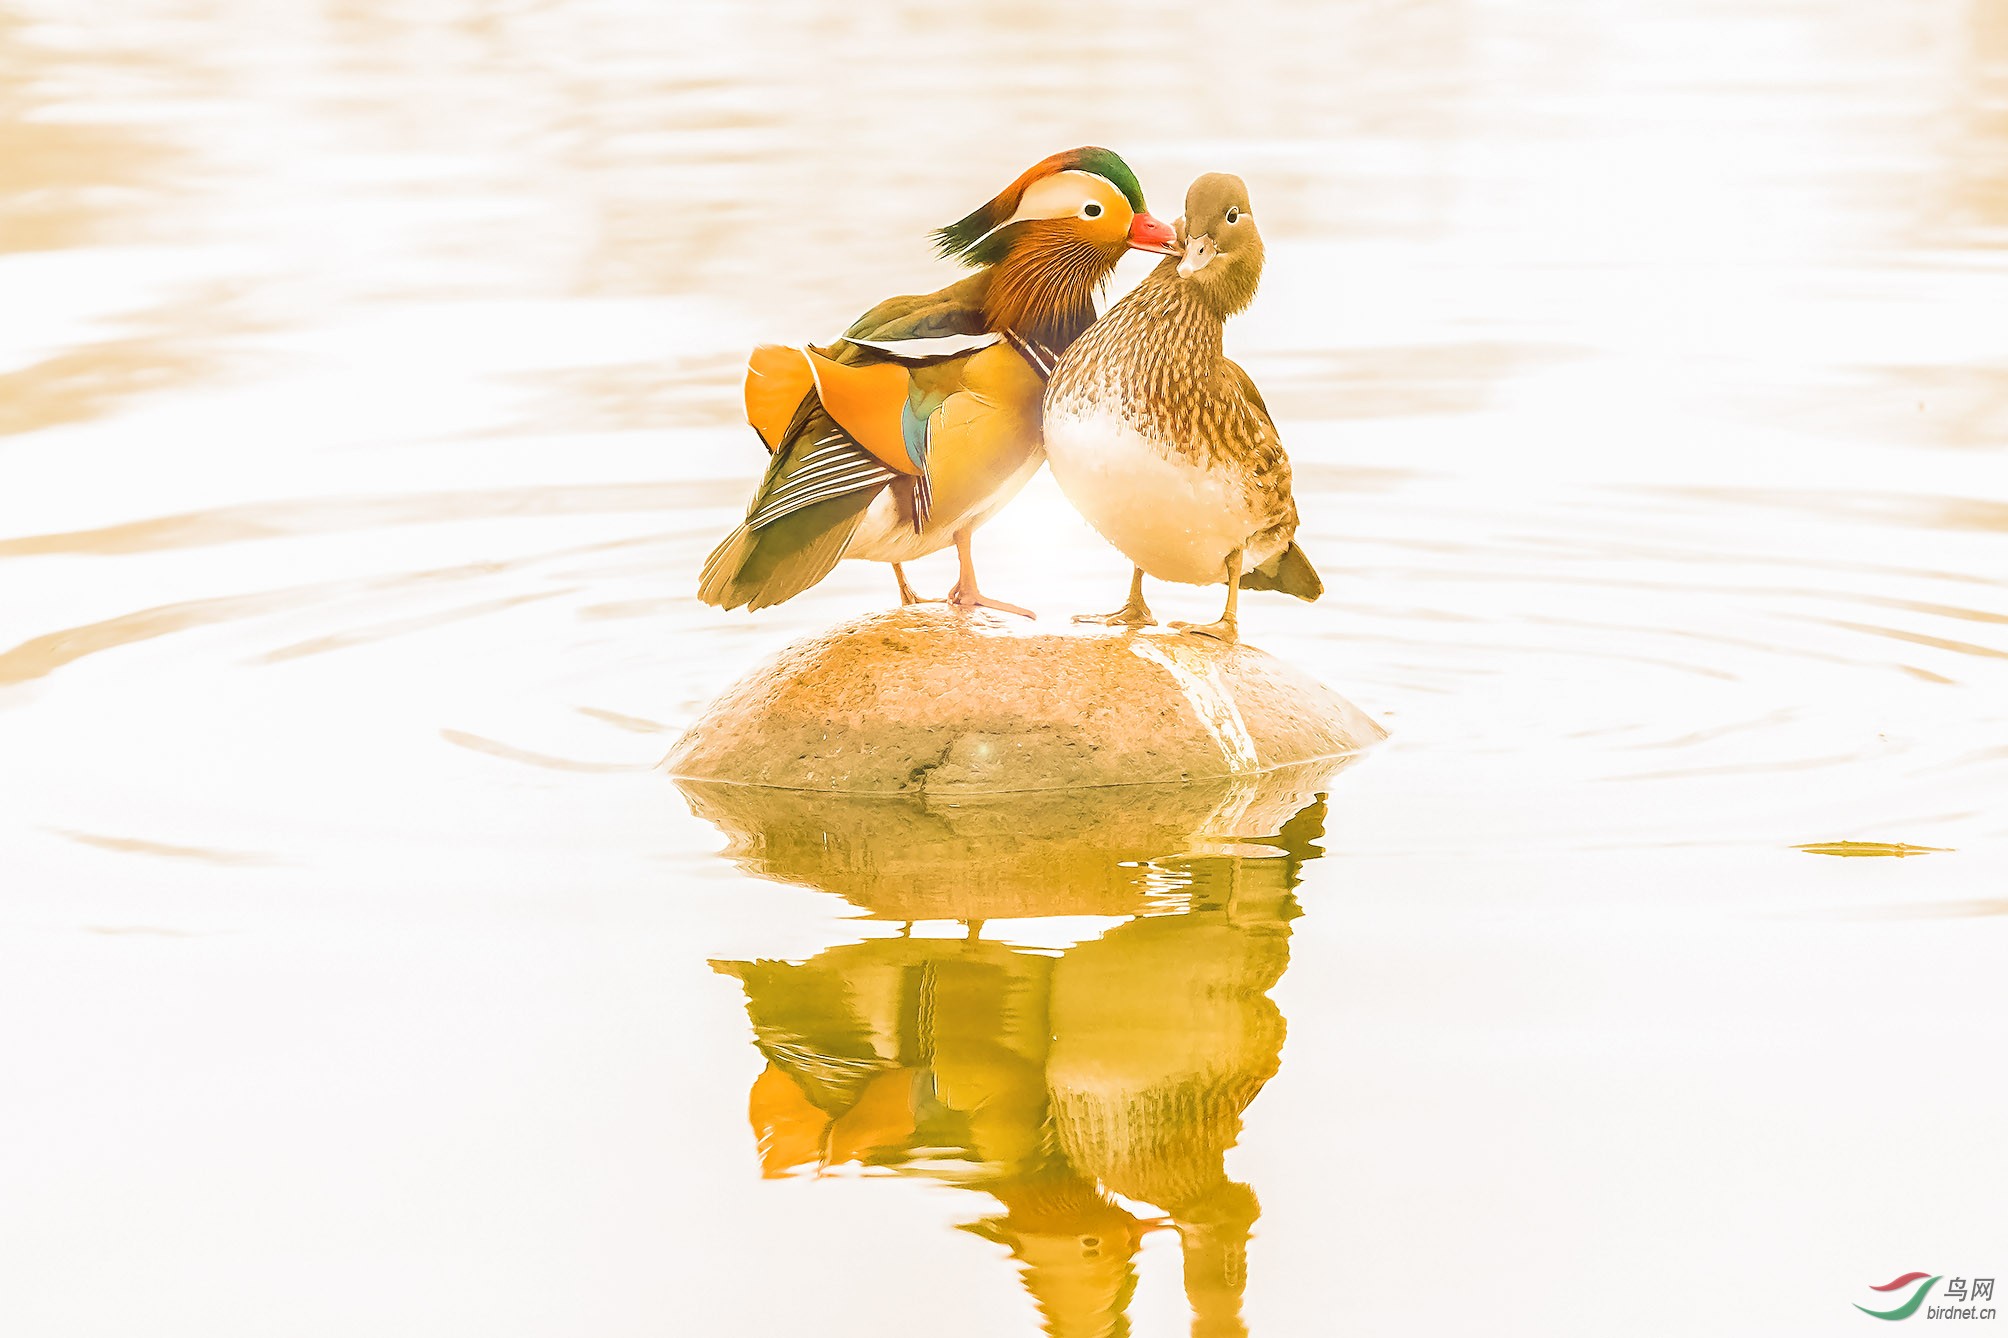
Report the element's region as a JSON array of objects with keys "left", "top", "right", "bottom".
[
  {"left": 1043, "top": 174, "right": 1322, "bottom": 643},
  {"left": 699, "top": 147, "right": 1179, "bottom": 616}
]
